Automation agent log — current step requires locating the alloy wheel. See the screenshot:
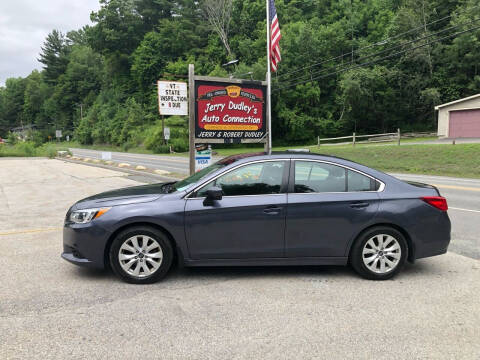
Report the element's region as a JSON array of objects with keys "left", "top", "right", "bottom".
[
  {"left": 362, "top": 234, "right": 402, "bottom": 274},
  {"left": 118, "top": 235, "right": 163, "bottom": 278}
]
